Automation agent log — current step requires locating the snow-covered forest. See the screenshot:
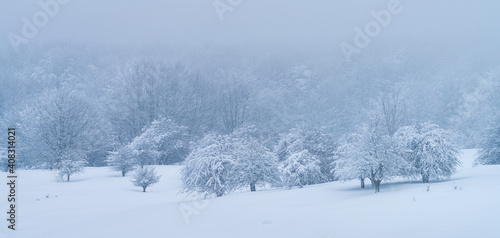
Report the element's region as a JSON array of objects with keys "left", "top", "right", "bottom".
[
  {"left": 1, "top": 0, "right": 500, "bottom": 237},
  {"left": 1, "top": 44, "right": 499, "bottom": 192}
]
